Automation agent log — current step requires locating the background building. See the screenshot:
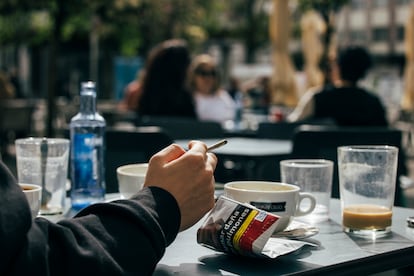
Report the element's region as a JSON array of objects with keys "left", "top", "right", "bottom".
[
  {"left": 332, "top": 0, "right": 411, "bottom": 122},
  {"left": 337, "top": 0, "right": 411, "bottom": 69}
]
